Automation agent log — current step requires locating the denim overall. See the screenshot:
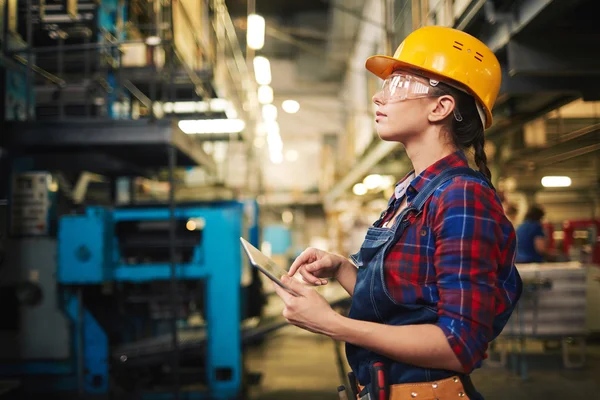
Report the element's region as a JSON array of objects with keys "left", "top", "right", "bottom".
[{"left": 346, "top": 167, "right": 486, "bottom": 399}]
